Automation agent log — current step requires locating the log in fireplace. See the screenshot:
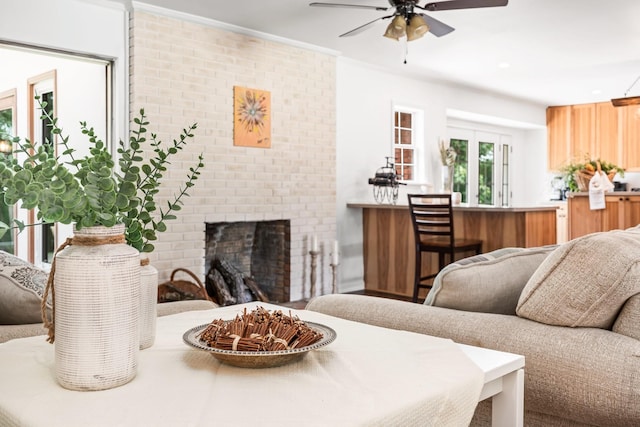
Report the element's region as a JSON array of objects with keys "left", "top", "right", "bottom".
[{"left": 205, "top": 220, "right": 290, "bottom": 304}]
